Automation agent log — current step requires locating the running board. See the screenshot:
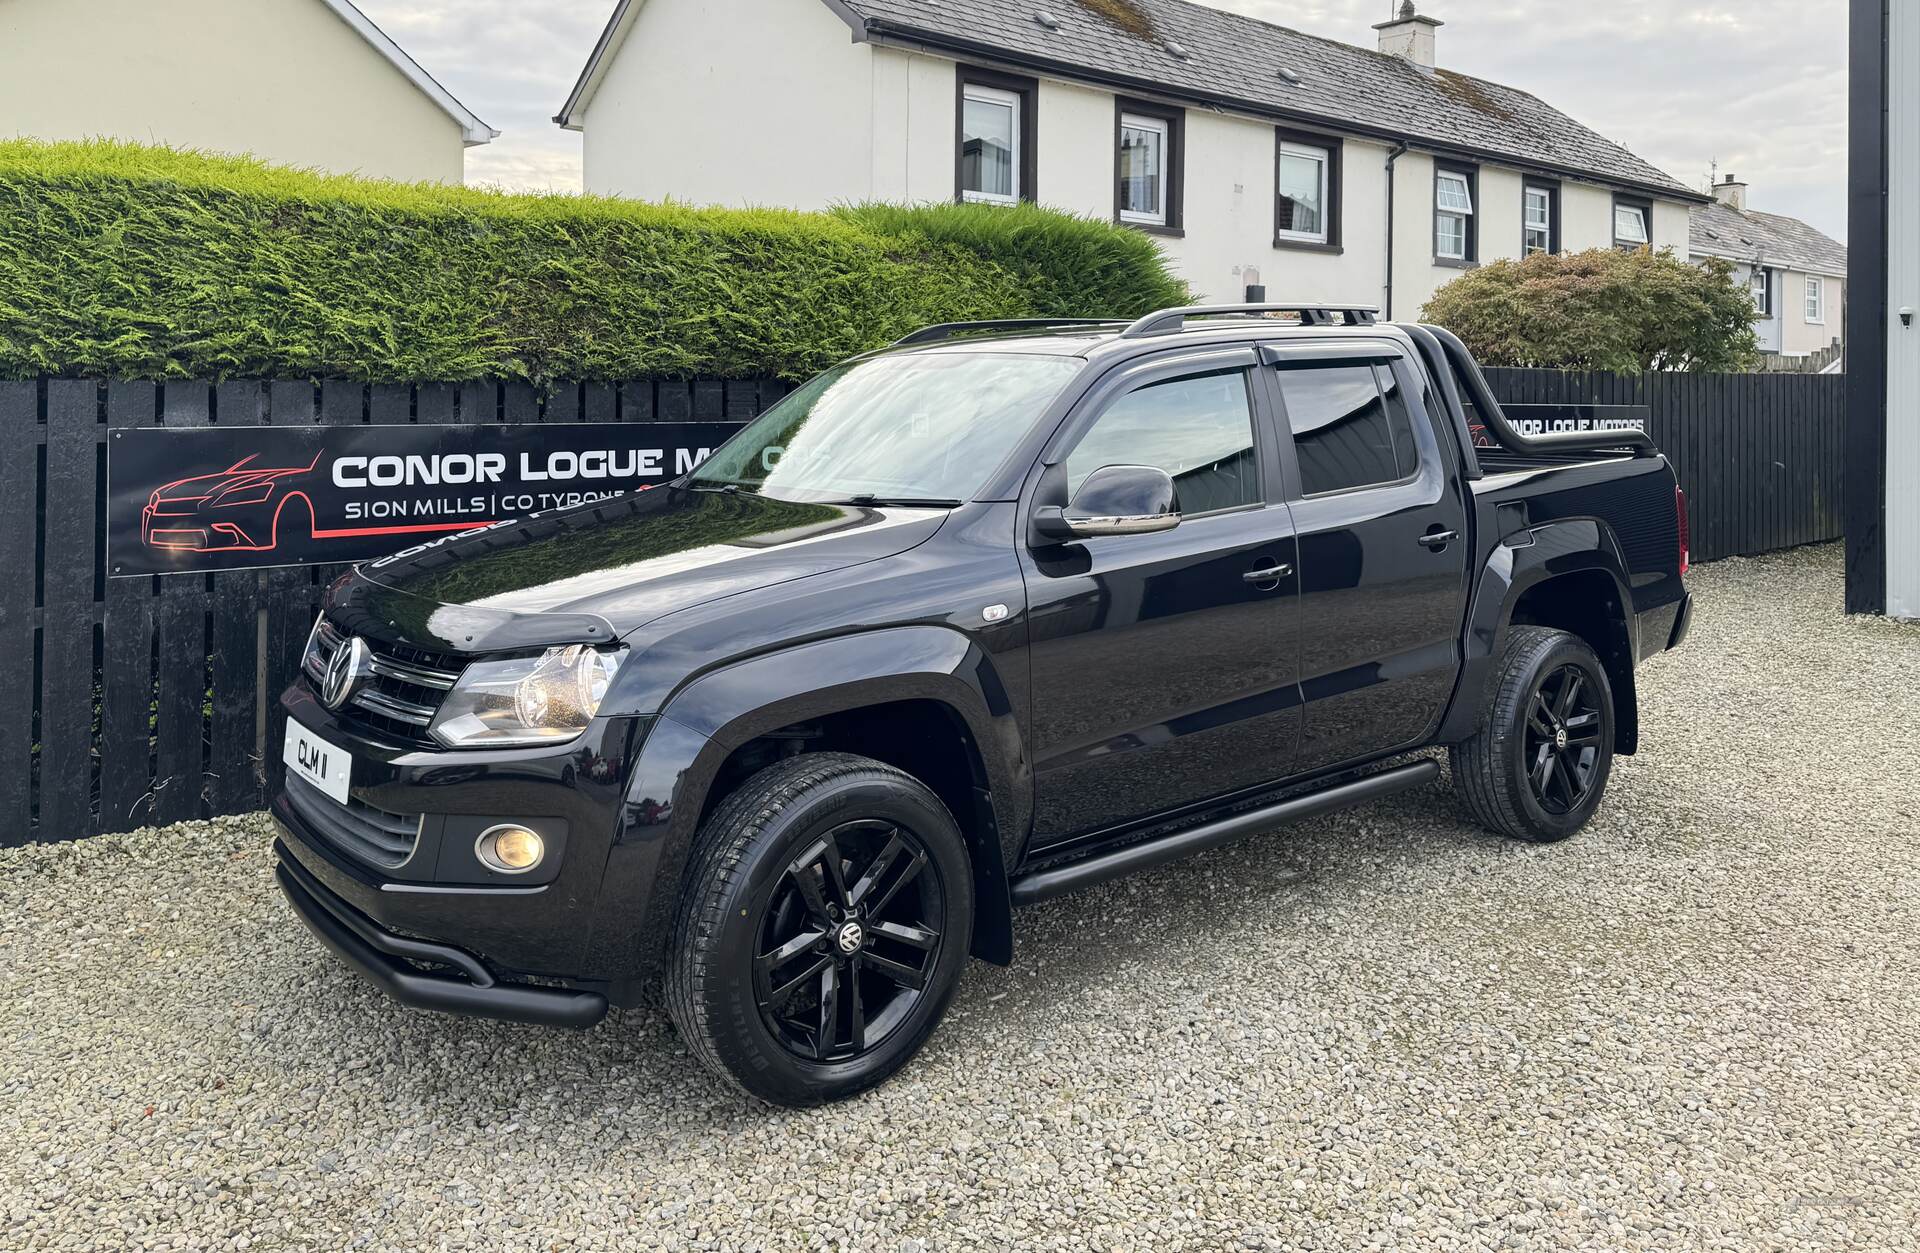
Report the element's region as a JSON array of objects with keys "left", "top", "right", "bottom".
[{"left": 1008, "top": 759, "right": 1441, "bottom": 906}]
